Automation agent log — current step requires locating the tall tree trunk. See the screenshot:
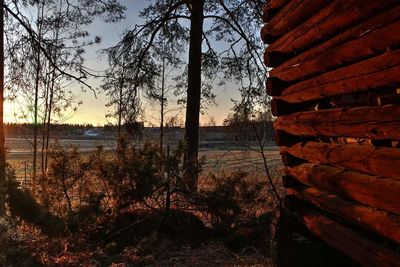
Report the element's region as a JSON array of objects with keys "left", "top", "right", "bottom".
[
  {"left": 0, "top": 0, "right": 6, "bottom": 216},
  {"left": 160, "top": 56, "right": 165, "bottom": 149},
  {"left": 44, "top": 0, "right": 62, "bottom": 173},
  {"left": 41, "top": 61, "right": 50, "bottom": 174},
  {"left": 117, "top": 84, "right": 123, "bottom": 139},
  {"left": 117, "top": 66, "right": 125, "bottom": 141},
  {"left": 116, "top": 61, "right": 126, "bottom": 145},
  {"left": 183, "top": 0, "right": 205, "bottom": 191},
  {"left": 44, "top": 71, "right": 55, "bottom": 172},
  {"left": 32, "top": 1, "right": 44, "bottom": 190}
]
